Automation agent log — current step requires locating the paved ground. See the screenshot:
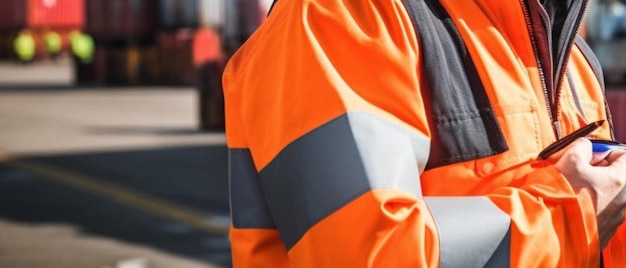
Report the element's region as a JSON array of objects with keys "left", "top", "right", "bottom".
[
  {"left": 0, "top": 60, "right": 233, "bottom": 268},
  {"left": 0, "top": 56, "right": 74, "bottom": 87}
]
